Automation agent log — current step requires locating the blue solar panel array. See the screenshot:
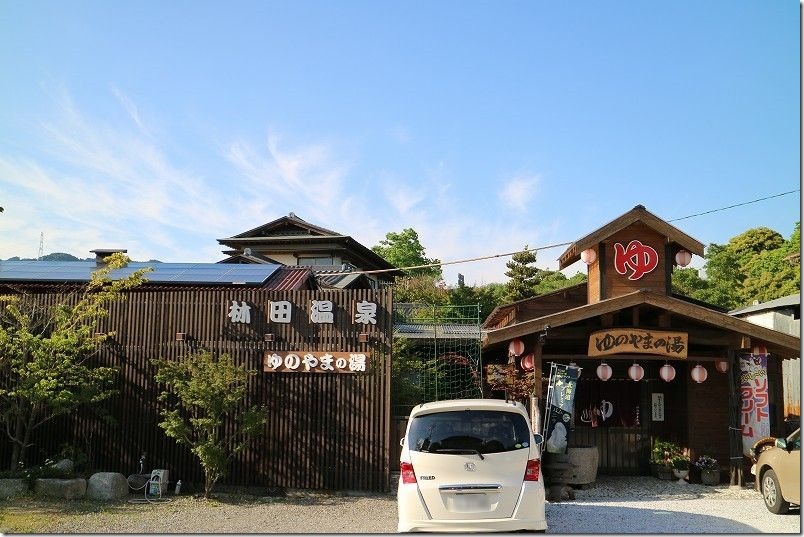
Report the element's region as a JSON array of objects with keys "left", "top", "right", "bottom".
[{"left": 0, "top": 260, "right": 281, "bottom": 285}]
